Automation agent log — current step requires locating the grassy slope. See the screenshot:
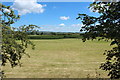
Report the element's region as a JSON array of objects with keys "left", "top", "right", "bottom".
[{"left": 3, "top": 39, "right": 112, "bottom": 78}]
